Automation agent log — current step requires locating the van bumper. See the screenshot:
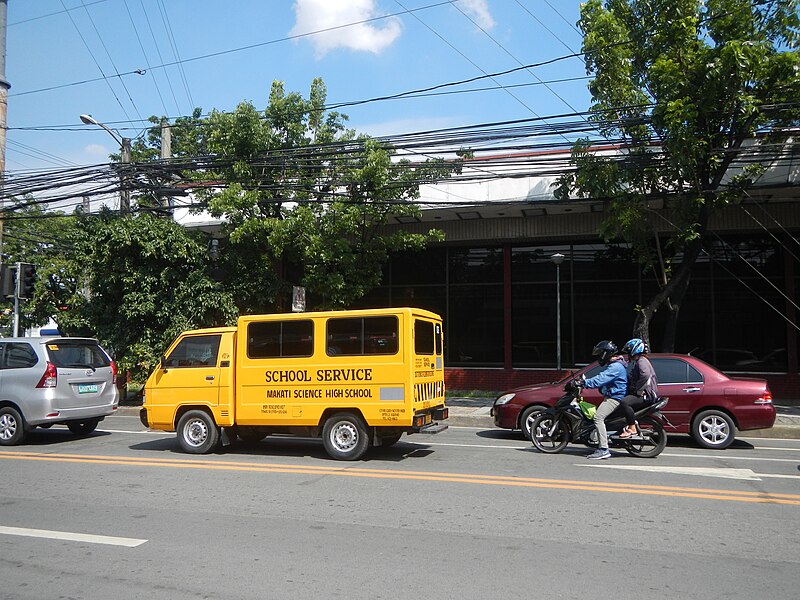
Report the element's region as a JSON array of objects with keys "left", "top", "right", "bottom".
[{"left": 411, "top": 406, "right": 448, "bottom": 433}]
